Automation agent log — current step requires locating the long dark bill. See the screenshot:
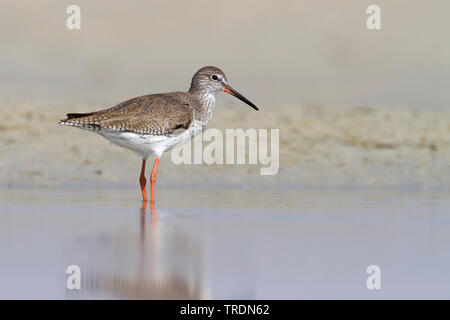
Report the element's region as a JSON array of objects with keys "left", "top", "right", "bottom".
[{"left": 223, "top": 86, "right": 259, "bottom": 110}]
